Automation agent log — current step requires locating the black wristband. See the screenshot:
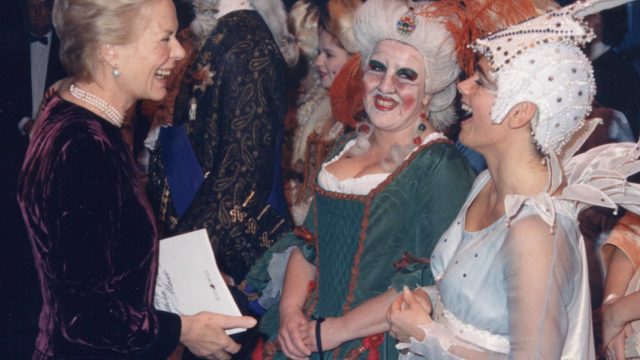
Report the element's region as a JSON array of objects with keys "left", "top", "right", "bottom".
[{"left": 315, "top": 317, "right": 326, "bottom": 358}]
